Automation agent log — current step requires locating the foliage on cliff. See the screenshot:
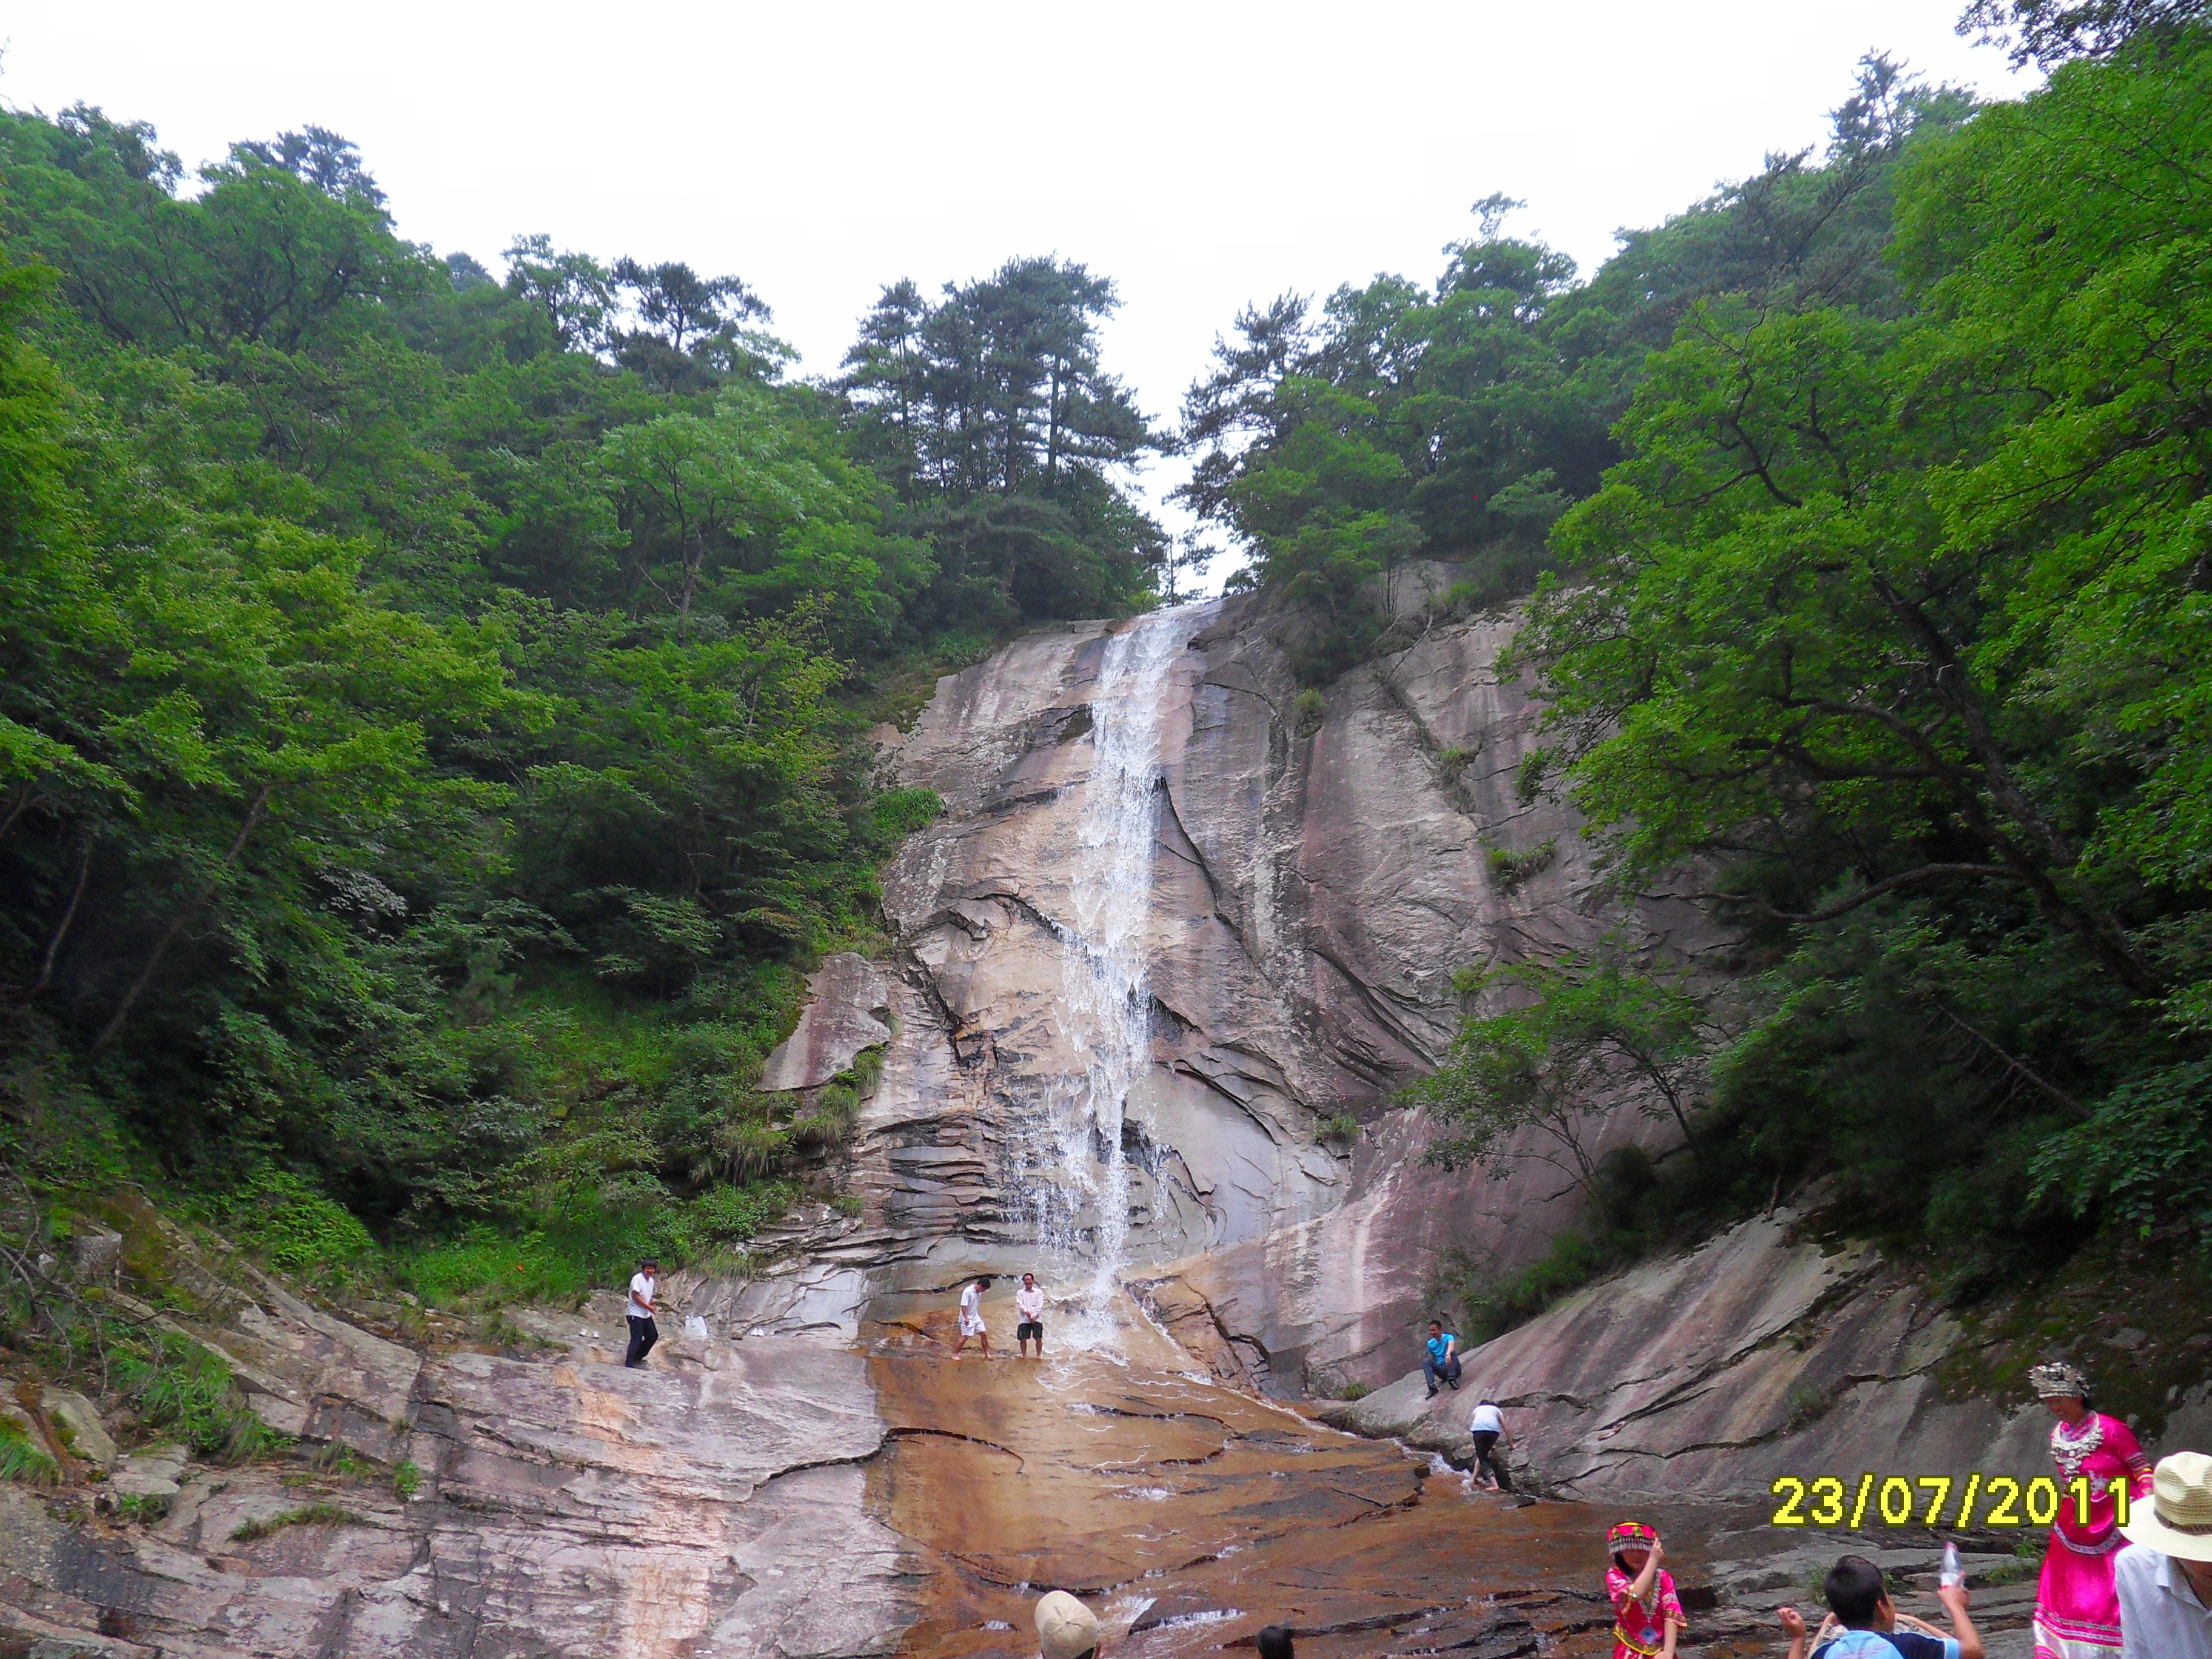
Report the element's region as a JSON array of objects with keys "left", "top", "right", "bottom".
[
  {"left": 1430, "top": 22, "right": 2212, "bottom": 1287},
  {"left": 1179, "top": 56, "right": 1971, "bottom": 682},
  {"left": 0, "top": 107, "right": 1164, "bottom": 1289}
]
